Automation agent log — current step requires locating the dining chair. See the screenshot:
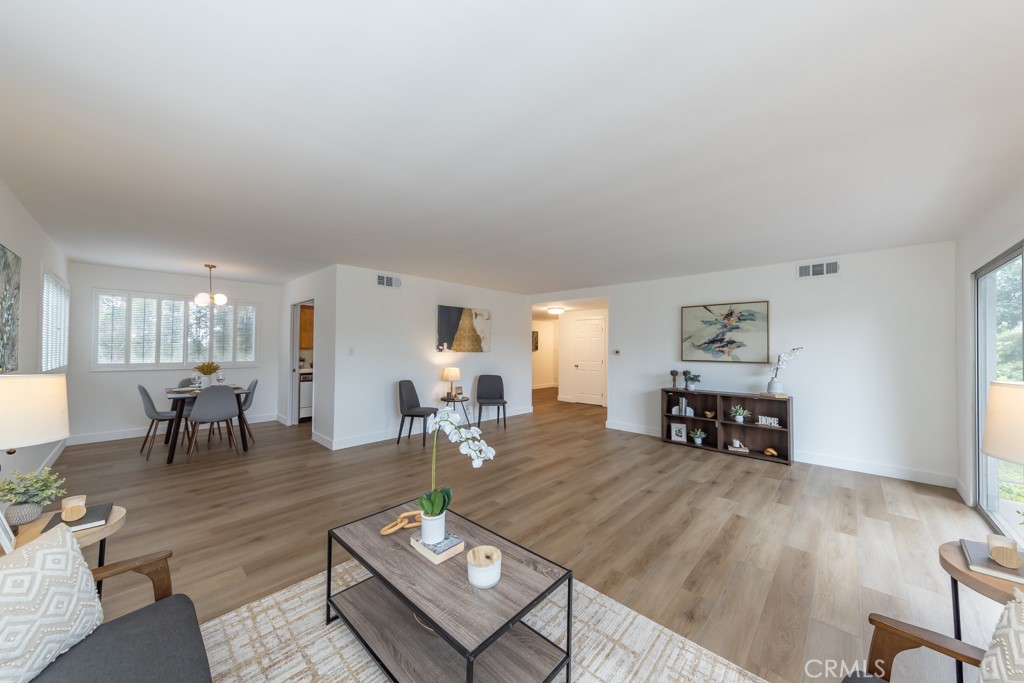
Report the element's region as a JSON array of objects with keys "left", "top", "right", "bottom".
[
  {"left": 476, "top": 375, "right": 507, "bottom": 429},
  {"left": 138, "top": 385, "right": 178, "bottom": 461},
  {"left": 177, "top": 378, "right": 194, "bottom": 388},
  {"left": 239, "top": 379, "right": 258, "bottom": 443},
  {"left": 397, "top": 380, "right": 437, "bottom": 447},
  {"left": 185, "top": 386, "right": 241, "bottom": 462}
]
